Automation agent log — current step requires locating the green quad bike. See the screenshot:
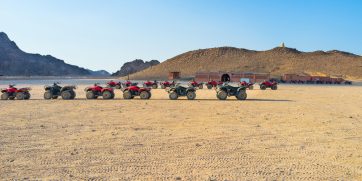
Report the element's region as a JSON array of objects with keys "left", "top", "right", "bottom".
[
  {"left": 44, "top": 82, "right": 76, "bottom": 100},
  {"left": 216, "top": 83, "right": 247, "bottom": 100},
  {"left": 166, "top": 84, "right": 197, "bottom": 100}
]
